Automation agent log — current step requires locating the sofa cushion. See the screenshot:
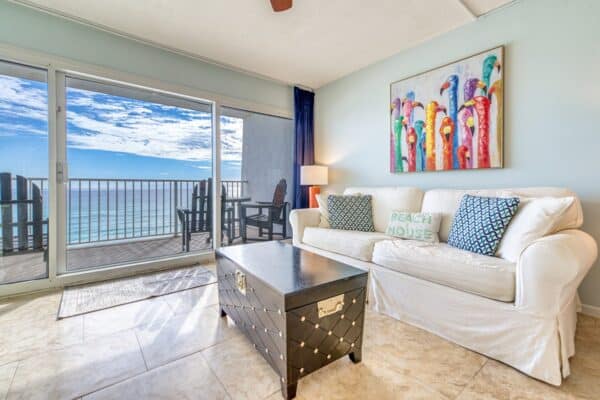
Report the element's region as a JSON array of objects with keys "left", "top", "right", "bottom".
[
  {"left": 421, "top": 187, "right": 583, "bottom": 242},
  {"left": 302, "top": 227, "right": 391, "bottom": 262},
  {"left": 372, "top": 239, "right": 516, "bottom": 301},
  {"left": 344, "top": 187, "right": 424, "bottom": 233},
  {"left": 496, "top": 196, "right": 575, "bottom": 262}
]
